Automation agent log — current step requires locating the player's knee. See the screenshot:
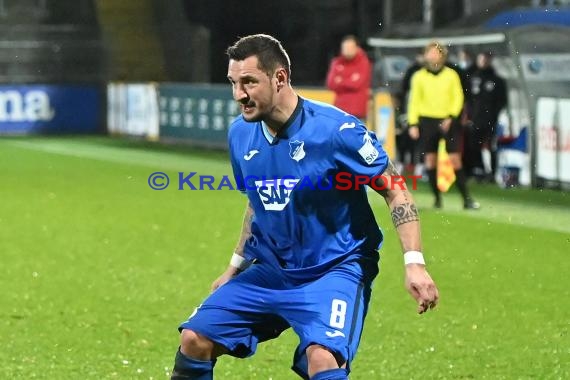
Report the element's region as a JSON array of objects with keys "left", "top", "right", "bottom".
[
  {"left": 179, "top": 329, "right": 215, "bottom": 360},
  {"left": 306, "top": 345, "right": 344, "bottom": 377}
]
